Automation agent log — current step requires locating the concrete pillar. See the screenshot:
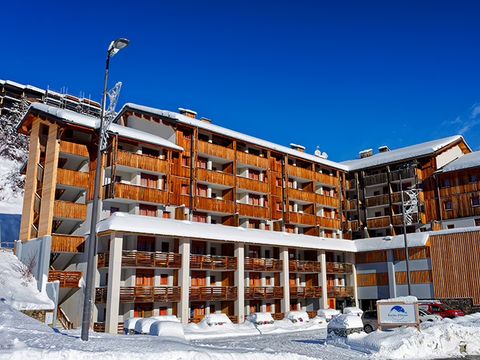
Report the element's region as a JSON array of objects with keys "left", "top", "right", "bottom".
[
  {"left": 280, "top": 247, "right": 290, "bottom": 313},
  {"left": 207, "top": 160, "right": 213, "bottom": 170},
  {"left": 105, "top": 232, "right": 123, "bottom": 334},
  {"left": 178, "top": 238, "right": 191, "bottom": 324},
  {"left": 207, "top": 187, "right": 212, "bottom": 198},
  {"left": 347, "top": 253, "right": 359, "bottom": 307},
  {"left": 319, "top": 250, "right": 328, "bottom": 309},
  {"left": 234, "top": 243, "right": 245, "bottom": 323},
  {"left": 387, "top": 250, "right": 397, "bottom": 298}
]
